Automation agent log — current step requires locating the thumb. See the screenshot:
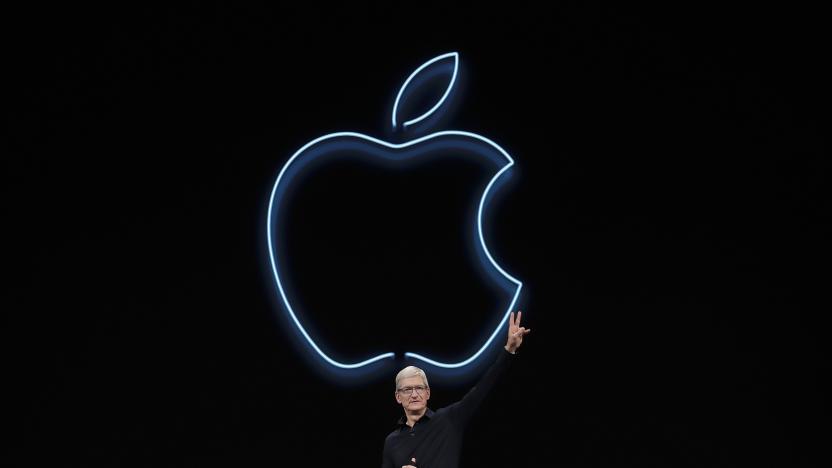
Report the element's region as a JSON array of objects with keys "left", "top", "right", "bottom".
[{"left": 411, "top": 457, "right": 416, "bottom": 463}]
